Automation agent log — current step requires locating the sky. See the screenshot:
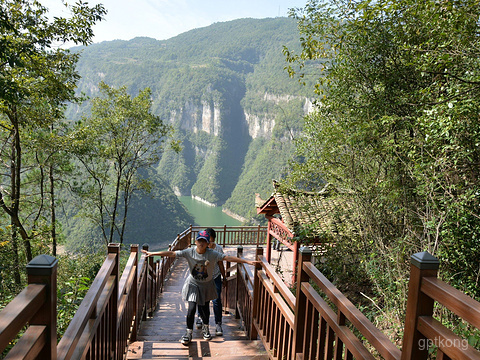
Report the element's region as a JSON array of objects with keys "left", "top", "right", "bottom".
[{"left": 42, "top": 0, "right": 308, "bottom": 44}]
